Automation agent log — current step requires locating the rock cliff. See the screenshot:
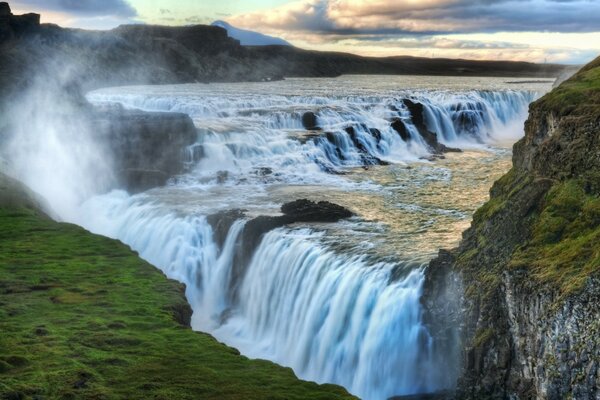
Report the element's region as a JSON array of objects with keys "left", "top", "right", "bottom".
[{"left": 423, "top": 57, "right": 600, "bottom": 399}]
